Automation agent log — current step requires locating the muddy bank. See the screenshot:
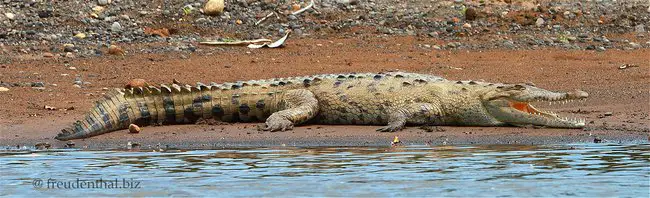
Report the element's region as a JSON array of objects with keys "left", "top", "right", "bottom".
[{"left": 0, "top": 38, "right": 648, "bottom": 150}]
